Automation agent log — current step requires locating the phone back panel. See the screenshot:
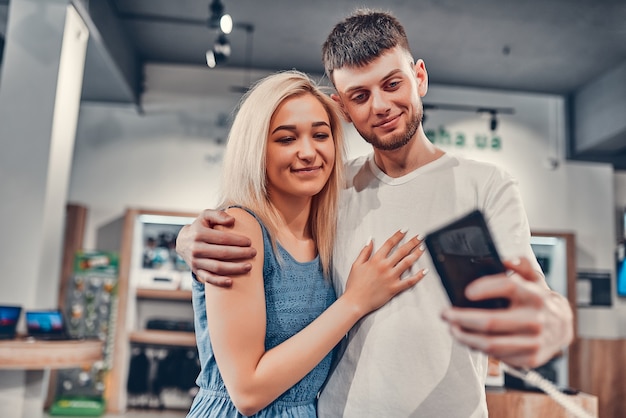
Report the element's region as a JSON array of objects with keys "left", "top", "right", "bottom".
[{"left": 425, "top": 210, "right": 509, "bottom": 309}]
